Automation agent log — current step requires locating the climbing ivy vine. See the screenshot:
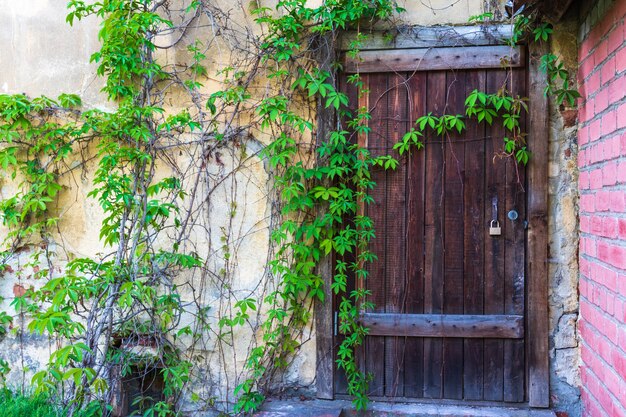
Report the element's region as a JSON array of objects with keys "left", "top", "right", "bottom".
[{"left": 0, "top": 1, "right": 577, "bottom": 416}]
